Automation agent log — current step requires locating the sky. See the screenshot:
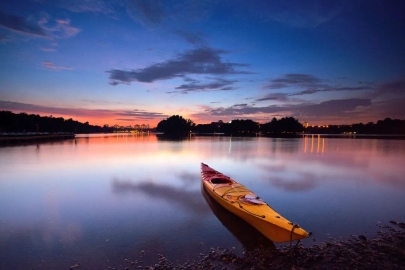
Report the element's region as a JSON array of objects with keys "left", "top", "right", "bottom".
[{"left": 0, "top": 0, "right": 404, "bottom": 127}]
